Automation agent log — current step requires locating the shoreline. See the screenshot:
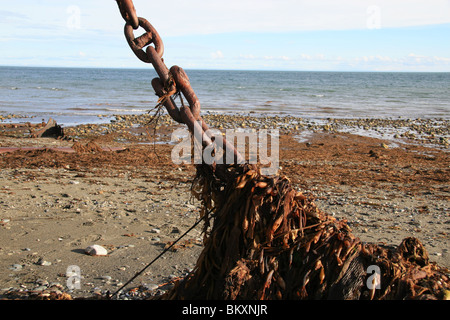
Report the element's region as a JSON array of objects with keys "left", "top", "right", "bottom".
[
  {"left": 0, "top": 113, "right": 449, "bottom": 299},
  {"left": 1, "top": 112, "right": 449, "bottom": 150}
]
